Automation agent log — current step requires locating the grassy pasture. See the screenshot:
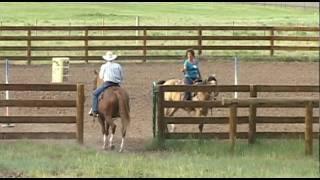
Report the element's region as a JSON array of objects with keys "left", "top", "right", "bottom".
[{"left": 0, "top": 139, "right": 319, "bottom": 177}]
